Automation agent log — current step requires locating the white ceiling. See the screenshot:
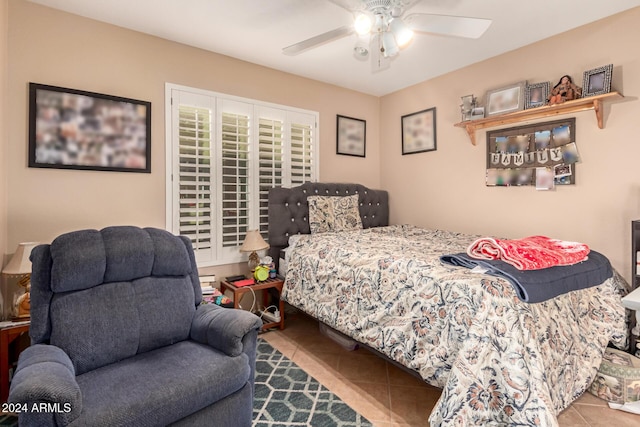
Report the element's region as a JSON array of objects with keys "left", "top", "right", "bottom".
[{"left": 27, "top": 0, "right": 640, "bottom": 96}]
